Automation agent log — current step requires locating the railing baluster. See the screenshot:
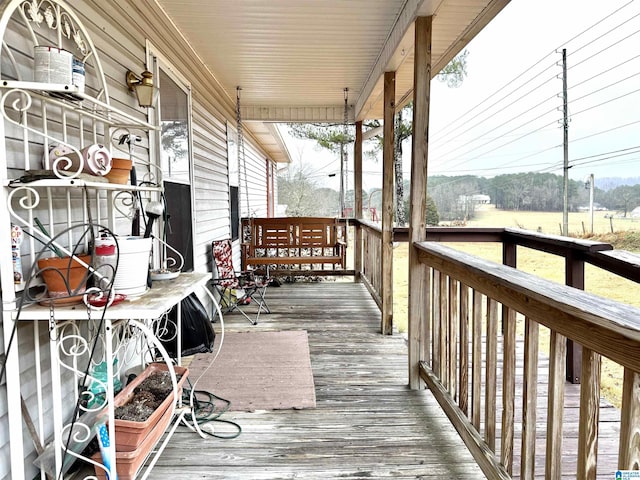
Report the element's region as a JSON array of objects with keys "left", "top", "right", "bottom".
[
  {"left": 501, "top": 307, "right": 516, "bottom": 474},
  {"left": 521, "top": 317, "right": 539, "bottom": 480},
  {"left": 577, "top": 348, "right": 601, "bottom": 480},
  {"left": 471, "top": 290, "right": 483, "bottom": 430},
  {"left": 618, "top": 368, "right": 640, "bottom": 470},
  {"left": 424, "top": 265, "right": 432, "bottom": 368},
  {"left": 432, "top": 270, "right": 441, "bottom": 377},
  {"left": 546, "top": 330, "right": 566, "bottom": 480},
  {"left": 459, "top": 283, "right": 469, "bottom": 415},
  {"left": 439, "top": 272, "right": 448, "bottom": 388},
  {"left": 448, "top": 277, "right": 459, "bottom": 399},
  {"left": 485, "top": 298, "right": 498, "bottom": 451}
]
